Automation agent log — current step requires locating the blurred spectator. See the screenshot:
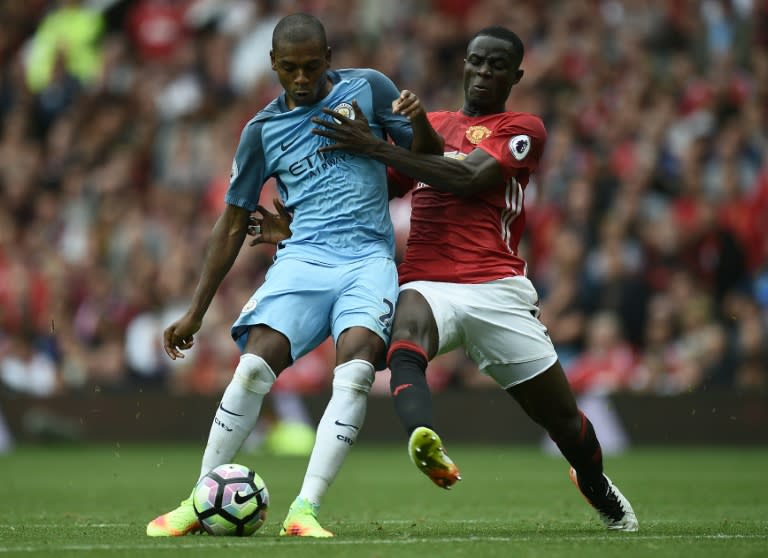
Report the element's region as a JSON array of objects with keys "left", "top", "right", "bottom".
[
  {"left": 536, "top": 225, "right": 590, "bottom": 367},
  {"left": 632, "top": 293, "right": 688, "bottom": 394},
  {"left": 584, "top": 214, "right": 648, "bottom": 347},
  {"left": 674, "top": 279, "right": 729, "bottom": 391},
  {"left": 565, "top": 311, "right": 637, "bottom": 395},
  {"left": 125, "top": 0, "right": 191, "bottom": 63},
  {"left": 722, "top": 291, "right": 768, "bottom": 391},
  {"left": 24, "top": 0, "right": 105, "bottom": 93},
  {"left": 0, "top": 328, "right": 60, "bottom": 397}
]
